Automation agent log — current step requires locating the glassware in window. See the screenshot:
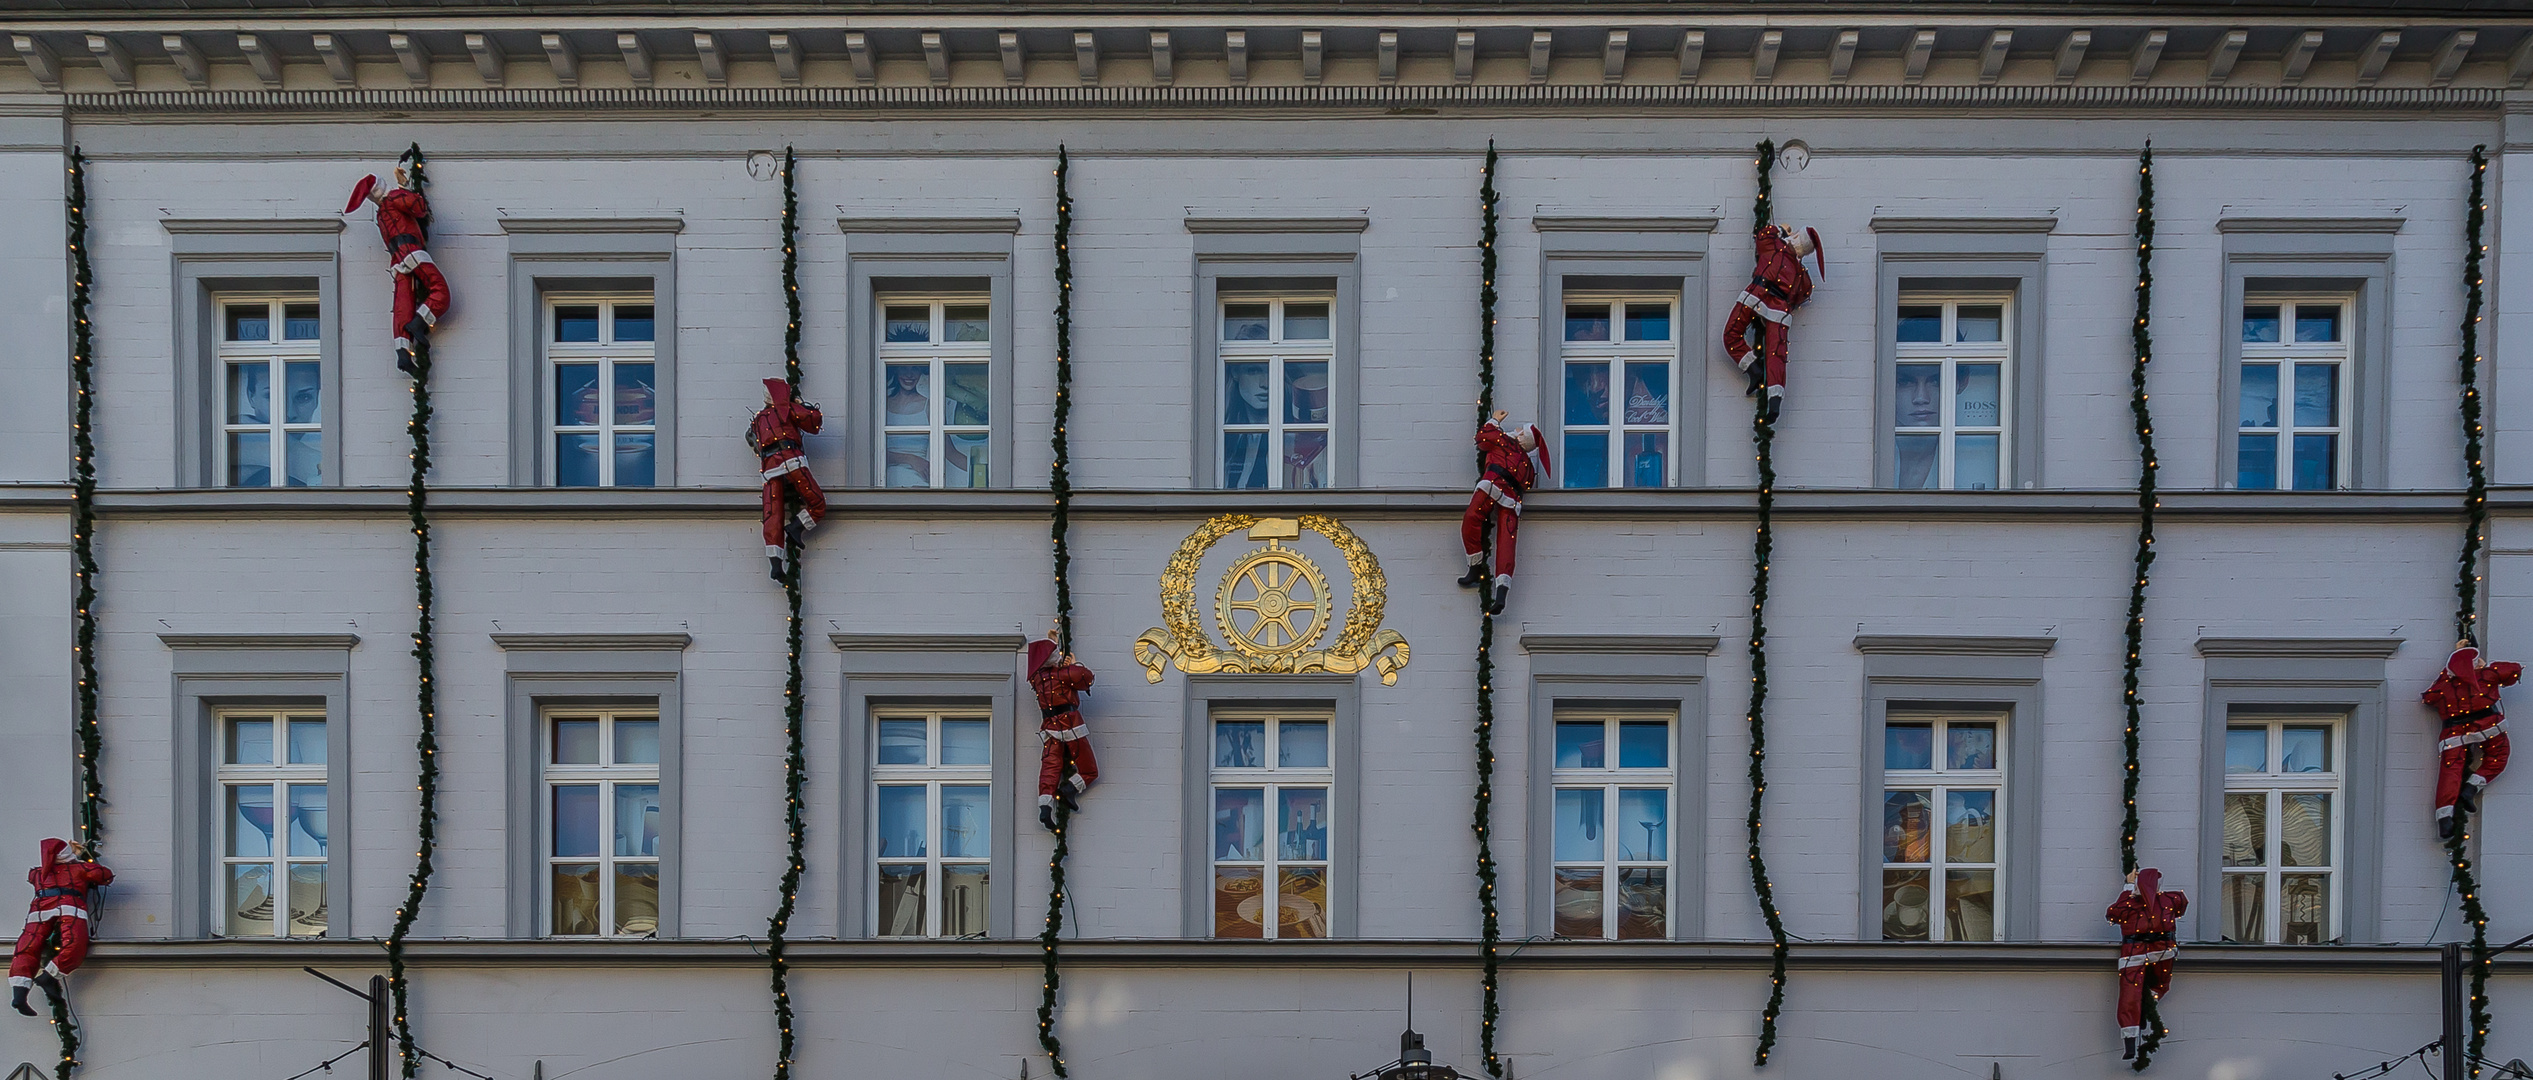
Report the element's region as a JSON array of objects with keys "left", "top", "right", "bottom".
[
  {"left": 876, "top": 786, "right": 927, "bottom": 858},
  {"left": 1213, "top": 867, "right": 1265, "bottom": 938},
  {"left": 1617, "top": 721, "right": 1667, "bottom": 768},
  {"left": 1278, "top": 788, "right": 1328, "bottom": 861},
  {"left": 2222, "top": 792, "right": 2265, "bottom": 867},
  {"left": 230, "top": 718, "right": 274, "bottom": 765},
  {"left": 877, "top": 865, "right": 928, "bottom": 936},
  {"left": 1945, "top": 868, "right": 1996, "bottom": 941},
  {"left": 942, "top": 785, "right": 992, "bottom": 859},
  {"left": 1561, "top": 433, "right": 1608, "bottom": 490},
  {"left": 2279, "top": 793, "right": 2331, "bottom": 867},
  {"left": 288, "top": 718, "right": 326, "bottom": 765},
  {"left": 1623, "top": 433, "right": 1667, "bottom": 489},
  {"left": 2226, "top": 728, "right": 2268, "bottom": 773},
  {"left": 1278, "top": 721, "right": 1329, "bottom": 769},
  {"left": 288, "top": 786, "right": 328, "bottom": 858},
  {"left": 1945, "top": 790, "right": 1995, "bottom": 862},
  {"left": 1954, "top": 435, "right": 2000, "bottom": 491},
  {"left": 283, "top": 304, "right": 321, "bottom": 341},
  {"left": 1214, "top": 788, "right": 1264, "bottom": 860},
  {"left": 1946, "top": 723, "right": 1996, "bottom": 770},
  {"left": 2291, "top": 434, "right": 2336, "bottom": 490},
  {"left": 1282, "top": 431, "right": 1329, "bottom": 489},
  {"left": 1222, "top": 303, "right": 1270, "bottom": 342},
  {"left": 554, "top": 305, "right": 601, "bottom": 343},
  {"left": 614, "top": 720, "right": 660, "bottom": 765},
  {"left": 1895, "top": 306, "right": 1942, "bottom": 343},
  {"left": 884, "top": 306, "right": 931, "bottom": 343},
  {"left": 229, "top": 785, "right": 276, "bottom": 857},
  {"left": 1954, "top": 305, "right": 2004, "bottom": 343},
  {"left": 614, "top": 863, "right": 659, "bottom": 936},
  {"left": 1282, "top": 303, "right": 1330, "bottom": 341},
  {"left": 1554, "top": 867, "right": 1604, "bottom": 938},
  {"left": 2280, "top": 726, "right": 2331, "bottom": 772},
  {"left": 2295, "top": 305, "right": 2341, "bottom": 343},
  {"left": 1616, "top": 788, "right": 1666, "bottom": 861},
  {"left": 942, "top": 867, "right": 990, "bottom": 937},
  {"left": 1624, "top": 303, "right": 1671, "bottom": 342},
  {"left": 552, "top": 785, "right": 600, "bottom": 858},
  {"left": 1564, "top": 303, "right": 1612, "bottom": 342},
  {"left": 1623, "top": 361, "right": 1668, "bottom": 424},
  {"left": 285, "top": 362, "right": 322, "bottom": 424},
  {"left": 940, "top": 719, "right": 991, "bottom": 766},
  {"left": 1555, "top": 722, "right": 1606, "bottom": 769},
  {"left": 2237, "top": 434, "right": 2278, "bottom": 490},
  {"left": 1284, "top": 362, "right": 1329, "bottom": 424},
  {"left": 1884, "top": 723, "right": 1933, "bottom": 771},
  {"left": 1615, "top": 868, "right": 1666, "bottom": 940},
  {"left": 611, "top": 305, "right": 654, "bottom": 343},
  {"left": 227, "top": 863, "right": 274, "bottom": 936},
  {"left": 1564, "top": 362, "right": 1610, "bottom": 426},
  {"left": 1882, "top": 868, "right": 1932, "bottom": 941},
  {"left": 1554, "top": 789, "right": 1604, "bottom": 862},
  {"left": 613, "top": 784, "right": 660, "bottom": 857},
  {"left": 2221, "top": 874, "right": 2264, "bottom": 942},
  {"left": 288, "top": 864, "right": 327, "bottom": 937},
  {"left": 553, "top": 719, "right": 600, "bottom": 764},
  {"left": 1883, "top": 790, "right": 1933, "bottom": 863},
  {"left": 944, "top": 304, "right": 990, "bottom": 343},
  {"left": 1215, "top": 721, "right": 1264, "bottom": 768},
  {"left": 226, "top": 304, "right": 272, "bottom": 342},
  {"left": 1954, "top": 364, "right": 2001, "bottom": 428},
  {"left": 2241, "top": 305, "right": 2282, "bottom": 344}
]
